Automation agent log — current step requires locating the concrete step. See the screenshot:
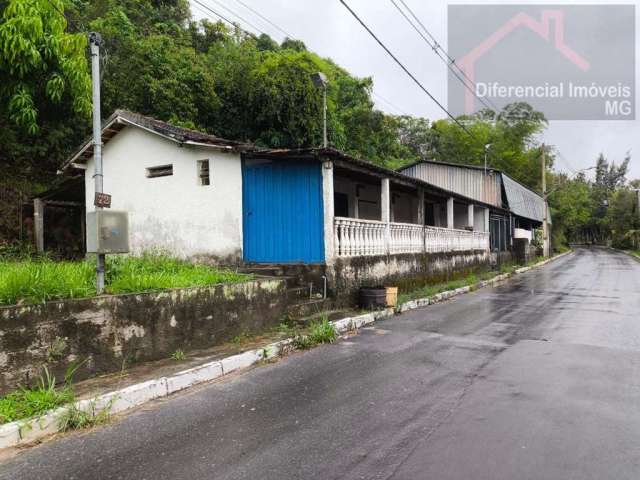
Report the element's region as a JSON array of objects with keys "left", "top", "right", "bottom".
[{"left": 239, "top": 266, "right": 285, "bottom": 277}]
